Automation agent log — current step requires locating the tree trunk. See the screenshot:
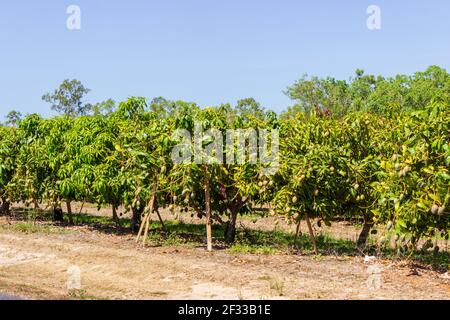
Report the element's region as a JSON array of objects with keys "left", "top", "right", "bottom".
[
  {"left": 0, "top": 198, "right": 10, "bottom": 215},
  {"left": 66, "top": 200, "right": 73, "bottom": 224},
  {"left": 53, "top": 206, "right": 64, "bottom": 222},
  {"left": 155, "top": 208, "right": 166, "bottom": 230},
  {"left": 305, "top": 212, "right": 318, "bottom": 255},
  {"left": 33, "top": 199, "right": 40, "bottom": 210},
  {"left": 78, "top": 200, "right": 85, "bottom": 215},
  {"left": 136, "top": 176, "right": 160, "bottom": 244},
  {"left": 131, "top": 207, "right": 141, "bottom": 233},
  {"left": 357, "top": 218, "right": 372, "bottom": 250},
  {"left": 225, "top": 209, "right": 238, "bottom": 244},
  {"left": 142, "top": 187, "right": 158, "bottom": 245},
  {"left": 112, "top": 205, "right": 119, "bottom": 222},
  {"left": 294, "top": 220, "right": 302, "bottom": 249},
  {"left": 205, "top": 177, "right": 212, "bottom": 251}
]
